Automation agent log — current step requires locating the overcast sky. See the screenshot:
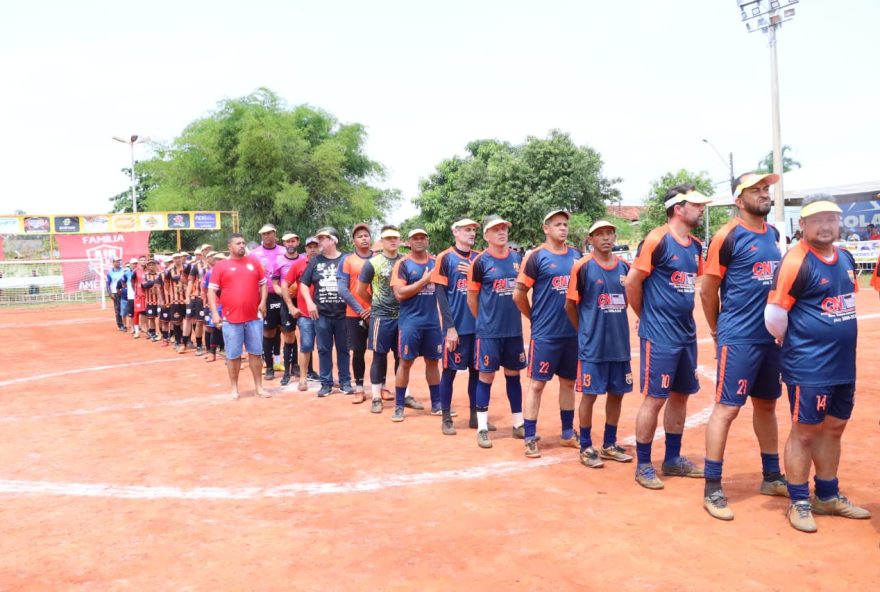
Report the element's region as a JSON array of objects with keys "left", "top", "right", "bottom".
[{"left": 1, "top": 0, "right": 877, "bottom": 222}]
